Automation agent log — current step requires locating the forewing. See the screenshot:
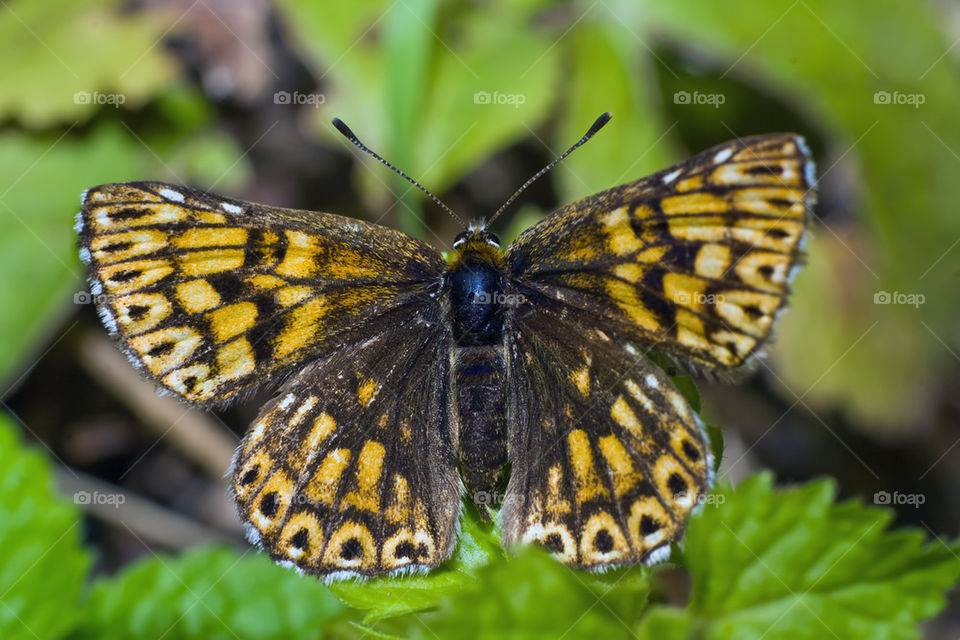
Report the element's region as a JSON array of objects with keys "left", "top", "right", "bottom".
[
  {"left": 230, "top": 303, "right": 460, "bottom": 580},
  {"left": 76, "top": 182, "right": 444, "bottom": 404},
  {"left": 501, "top": 301, "right": 712, "bottom": 569},
  {"left": 505, "top": 134, "right": 816, "bottom": 373}
]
